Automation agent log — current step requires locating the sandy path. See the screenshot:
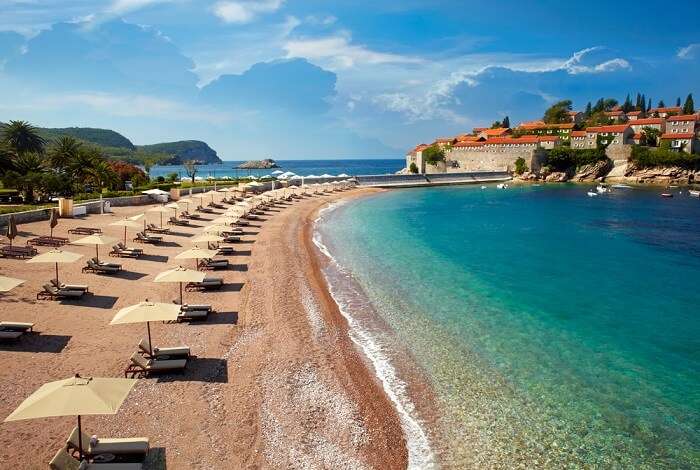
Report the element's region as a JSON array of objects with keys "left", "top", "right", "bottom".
[{"left": 0, "top": 189, "right": 407, "bottom": 469}]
